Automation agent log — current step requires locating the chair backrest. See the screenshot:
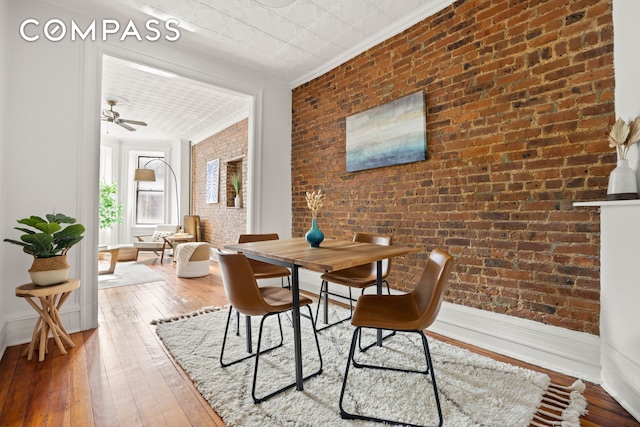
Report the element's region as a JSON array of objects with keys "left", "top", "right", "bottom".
[
  {"left": 238, "top": 233, "right": 280, "bottom": 243},
  {"left": 156, "top": 224, "right": 180, "bottom": 233},
  {"left": 410, "top": 249, "right": 454, "bottom": 330},
  {"left": 149, "top": 224, "right": 180, "bottom": 242},
  {"left": 217, "top": 251, "right": 270, "bottom": 316},
  {"left": 183, "top": 215, "right": 202, "bottom": 242},
  {"left": 237, "top": 233, "right": 283, "bottom": 274},
  {"left": 190, "top": 243, "right": 211, "bottom": 261},
  {"left": 175, "top": 242, "right": 211, "bottom": 262},
  {"left": 353, "top": 232, "right": 392, "bottom": 278}
]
